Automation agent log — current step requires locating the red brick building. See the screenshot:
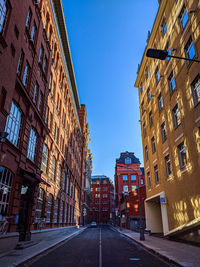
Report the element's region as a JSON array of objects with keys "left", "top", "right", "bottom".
[
  {"left": 91, "top": 175, "right": 114, "bottom": 224},
  {"left": 120, "top": 186, "right": 146, "bottom": 230},
  {"left": 115, "top": 152, "right": 145, "bottom": 210},
  {"left": 0, "top": 0, "right": 89, "bottom": 242},
  {"left": 0, "top": 0, "right": 52, "bottom": 241}
]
